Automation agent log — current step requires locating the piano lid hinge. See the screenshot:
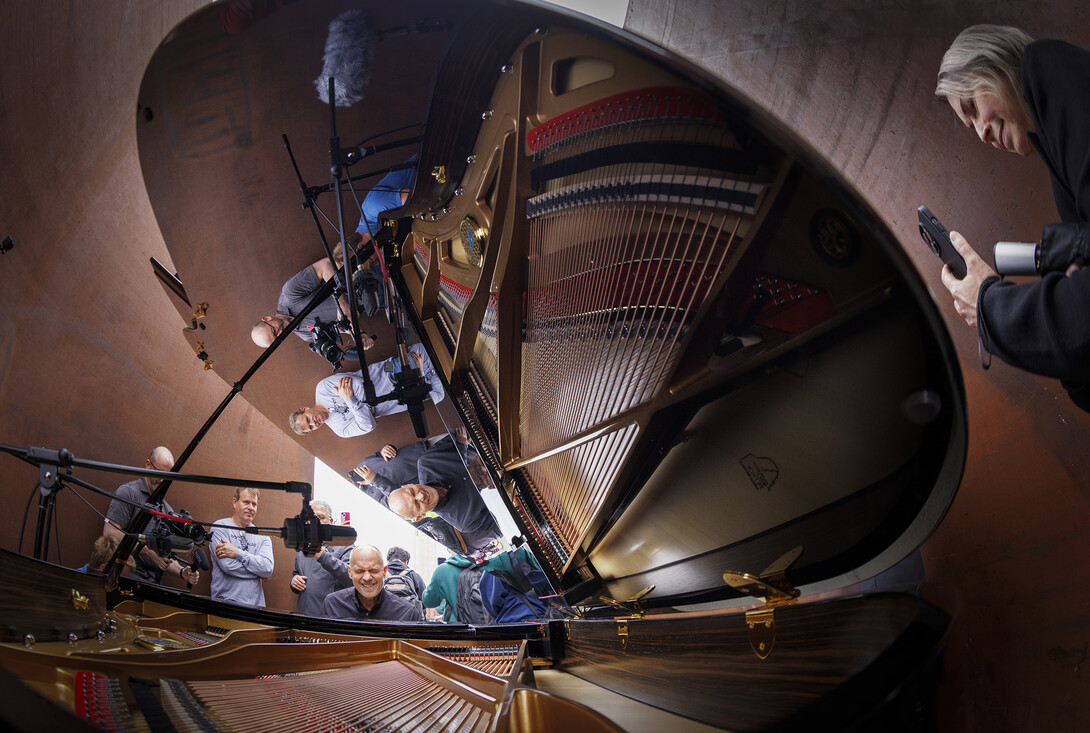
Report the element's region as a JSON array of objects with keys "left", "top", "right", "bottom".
[
  {"left": 598, "top": 585, "right": 654, "bottom": 619},
  {"left": 723, "top": 545, "right": 803, "bottom": 660},
  {"left": 616, "top": 619, "right": 628, "bottom": 649}
]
